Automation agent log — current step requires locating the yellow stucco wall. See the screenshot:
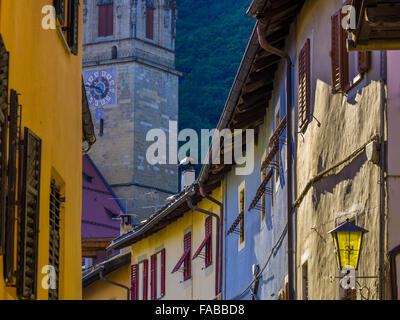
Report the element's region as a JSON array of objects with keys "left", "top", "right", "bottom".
[
  {"left": 0, "top": 0, "right": 83, "bottom": 299},
  {"left": 130, "top": 187, "right": 222, "bottom": 300},
  {"left": 83, "top": 265, "right": 131, "bottom": 300}
]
